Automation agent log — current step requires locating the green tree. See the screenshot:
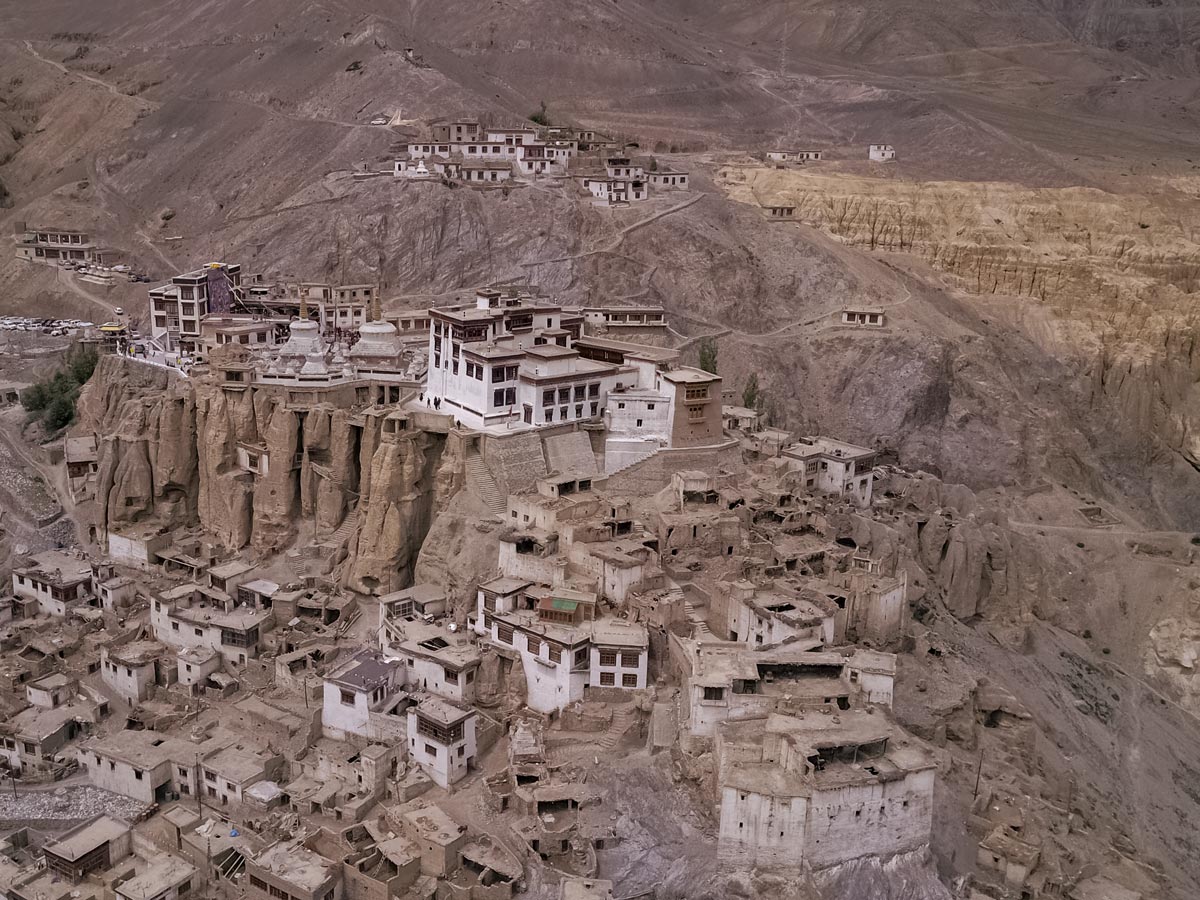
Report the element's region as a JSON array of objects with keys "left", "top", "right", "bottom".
[
  {"left": 66, "top": 345, "right": 98, "bottom": 384},
  {"left": 20, "top": 382, "right": 49, "bottom": 412},
  {"left": 44, "top": 395, "right": 75, "bottom": 431},
  {"left": 529, "top": 100, "right": 550, "bottom": 127},
  {"left": 698, "top": 337, "right": 719, "bottom": 375},
  {"left": 742, "top": 373, "right": 759, "bottom": 409}
]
